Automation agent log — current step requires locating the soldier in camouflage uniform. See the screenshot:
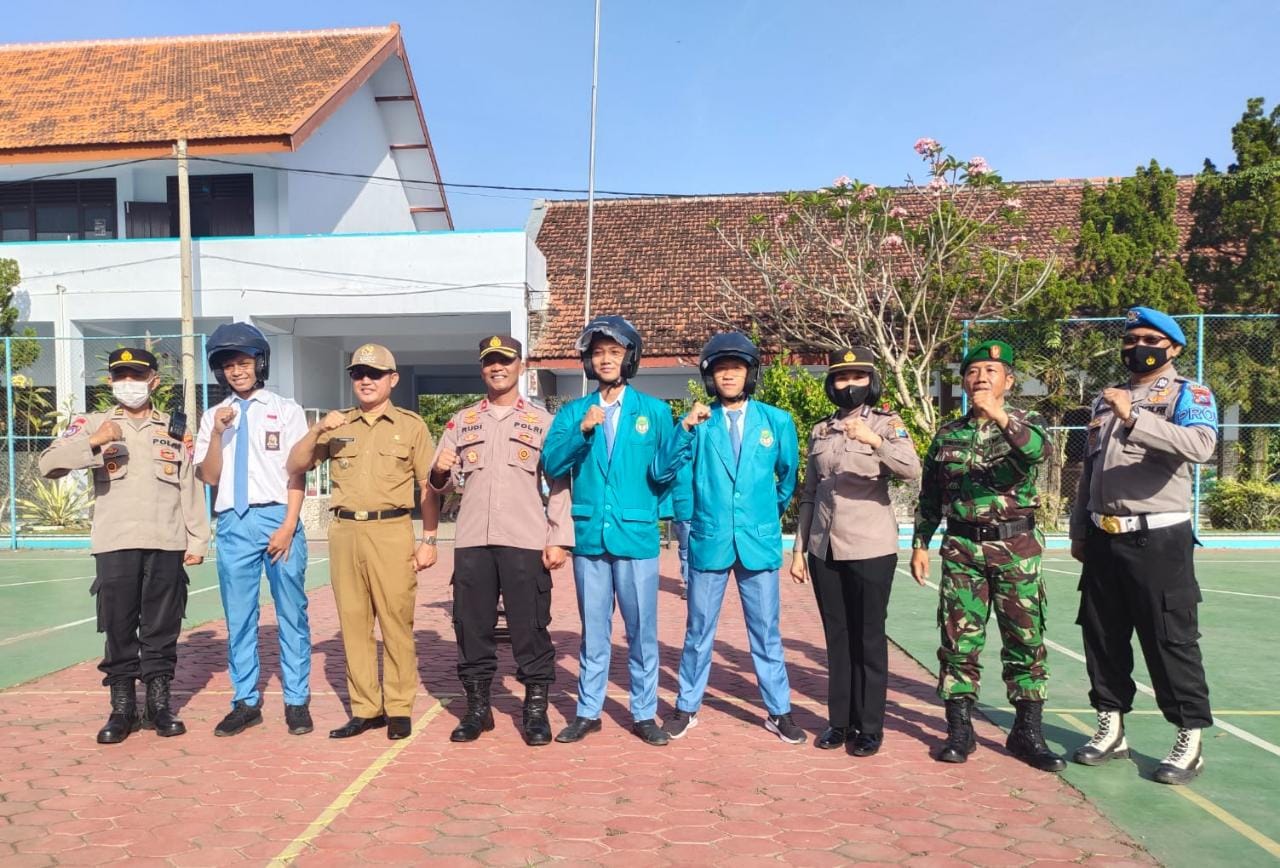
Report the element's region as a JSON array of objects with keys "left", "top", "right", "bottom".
[{"left": 910, "top": 340, "right": 1065, "bottom": 772}]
